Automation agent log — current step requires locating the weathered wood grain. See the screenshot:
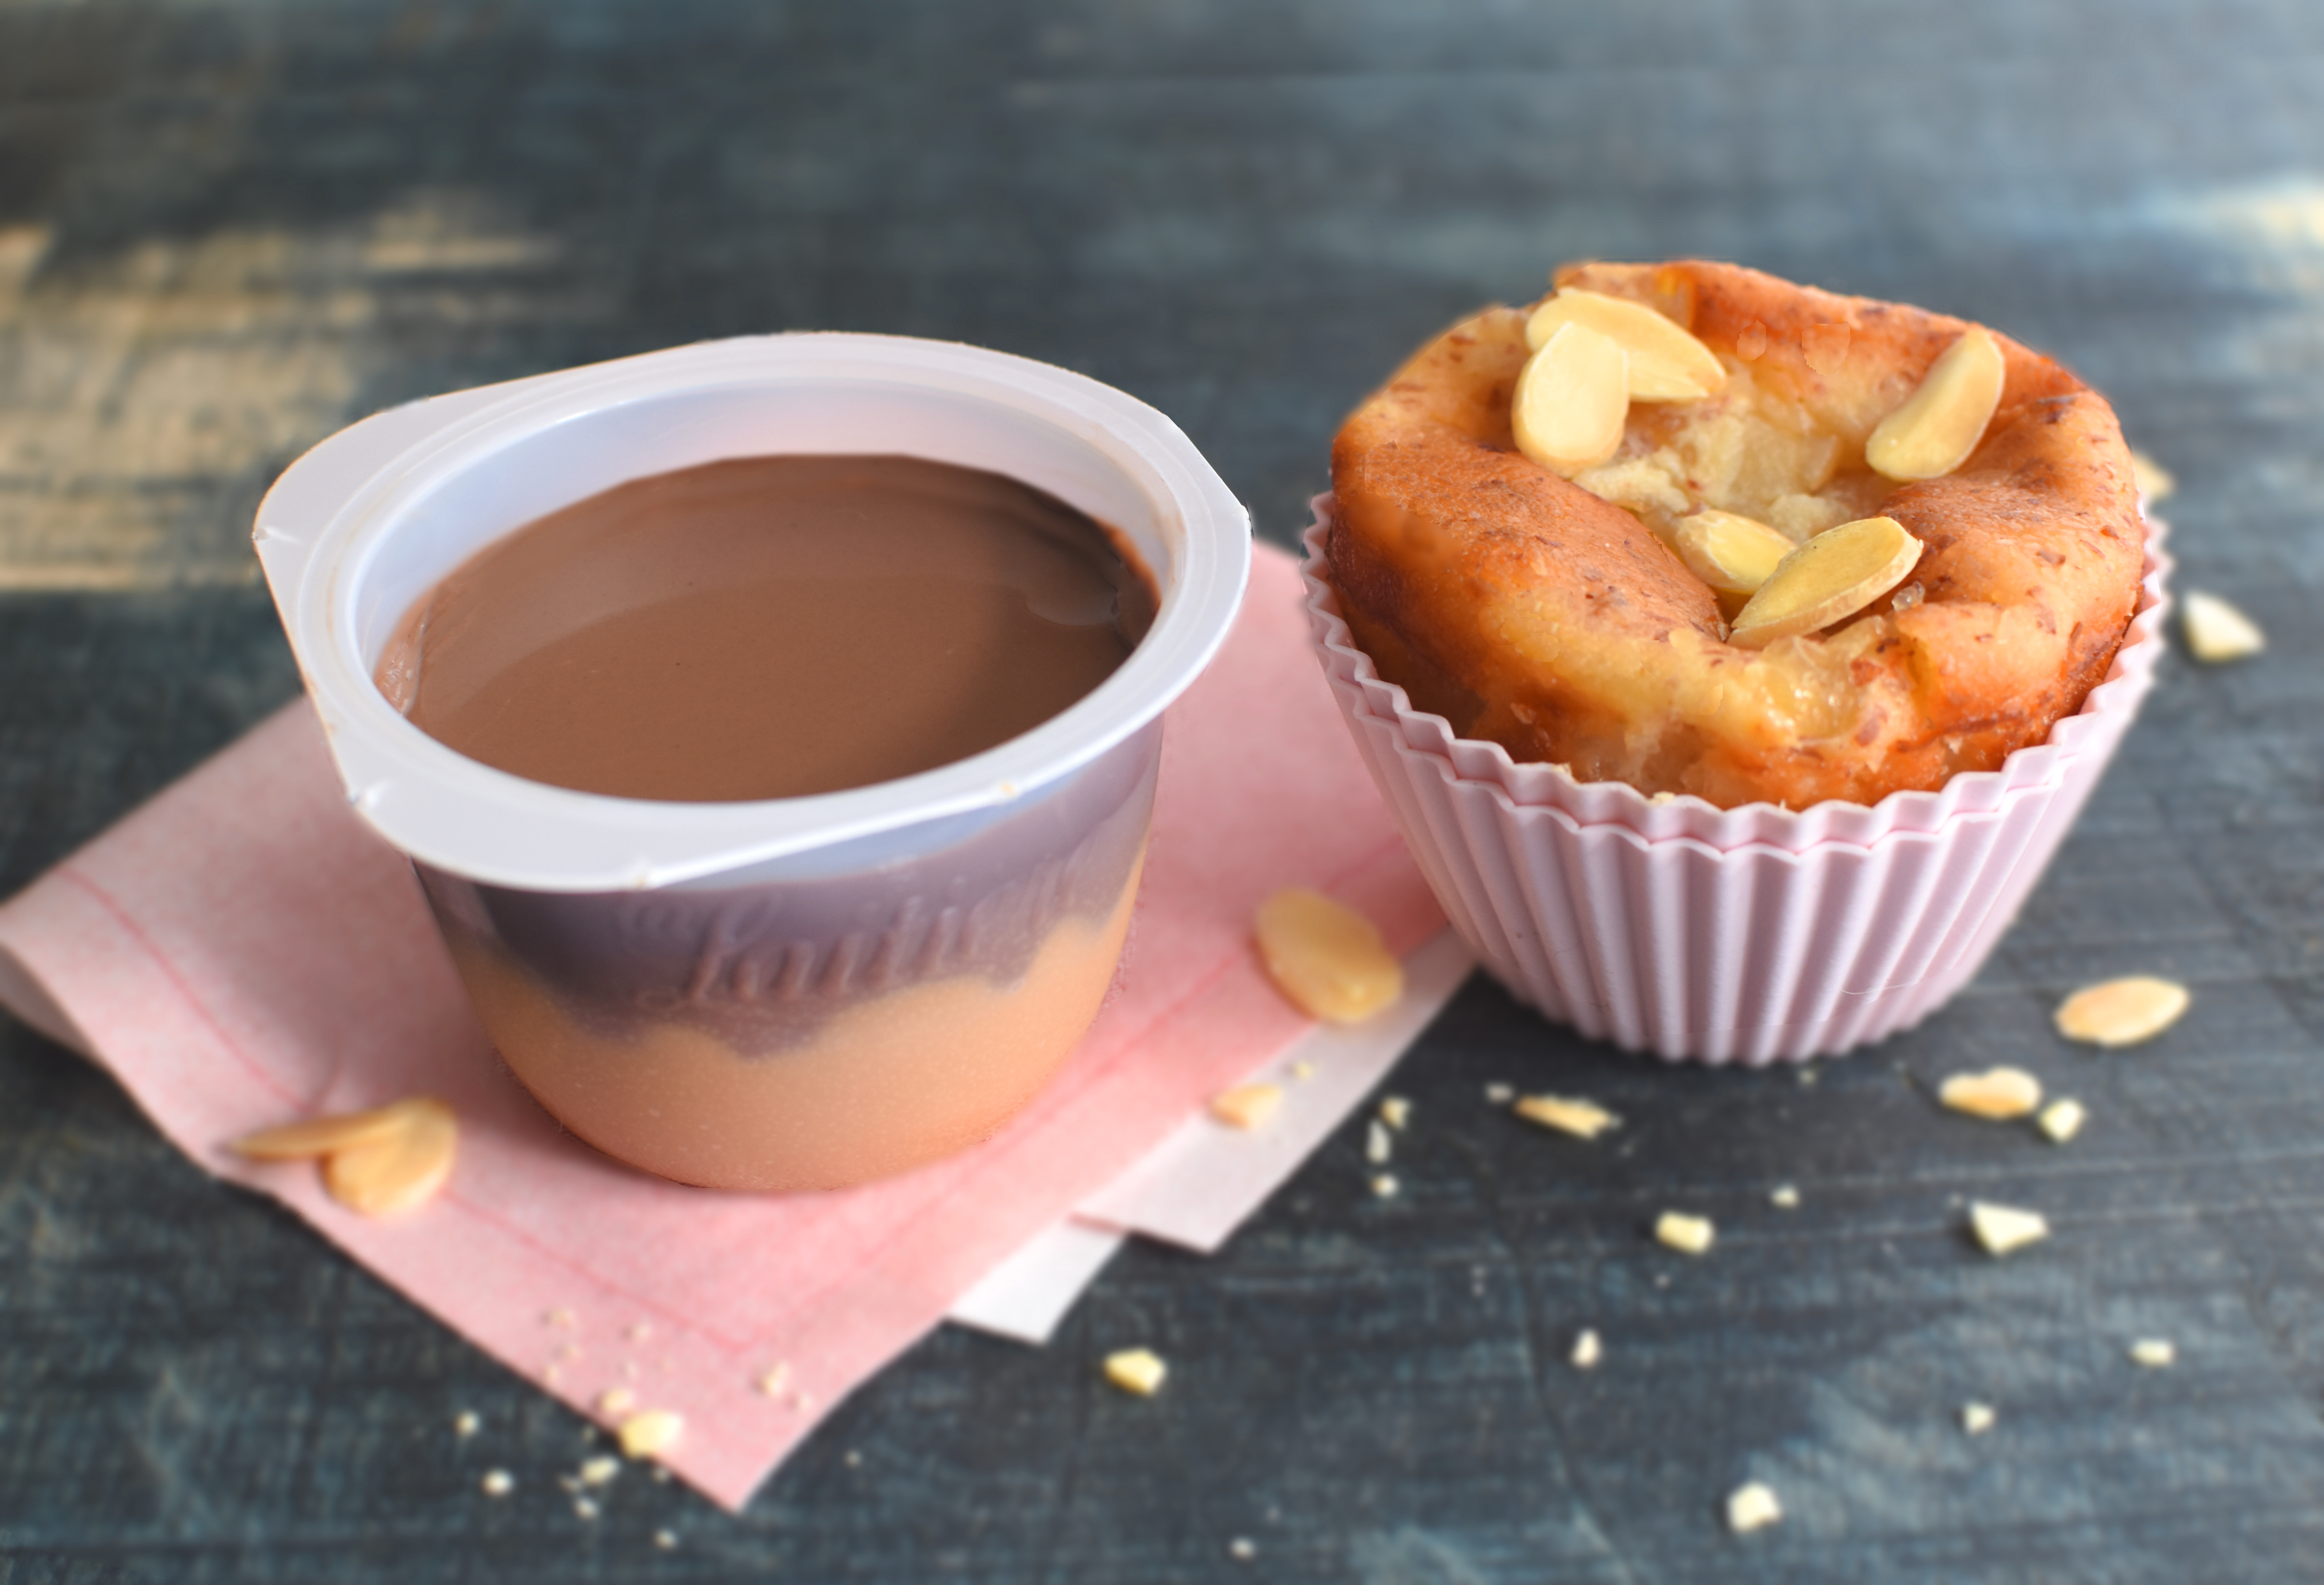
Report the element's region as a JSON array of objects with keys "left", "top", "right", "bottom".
[{"left": 2, "top": 1, "right": 2321, "bottom": 1579}]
